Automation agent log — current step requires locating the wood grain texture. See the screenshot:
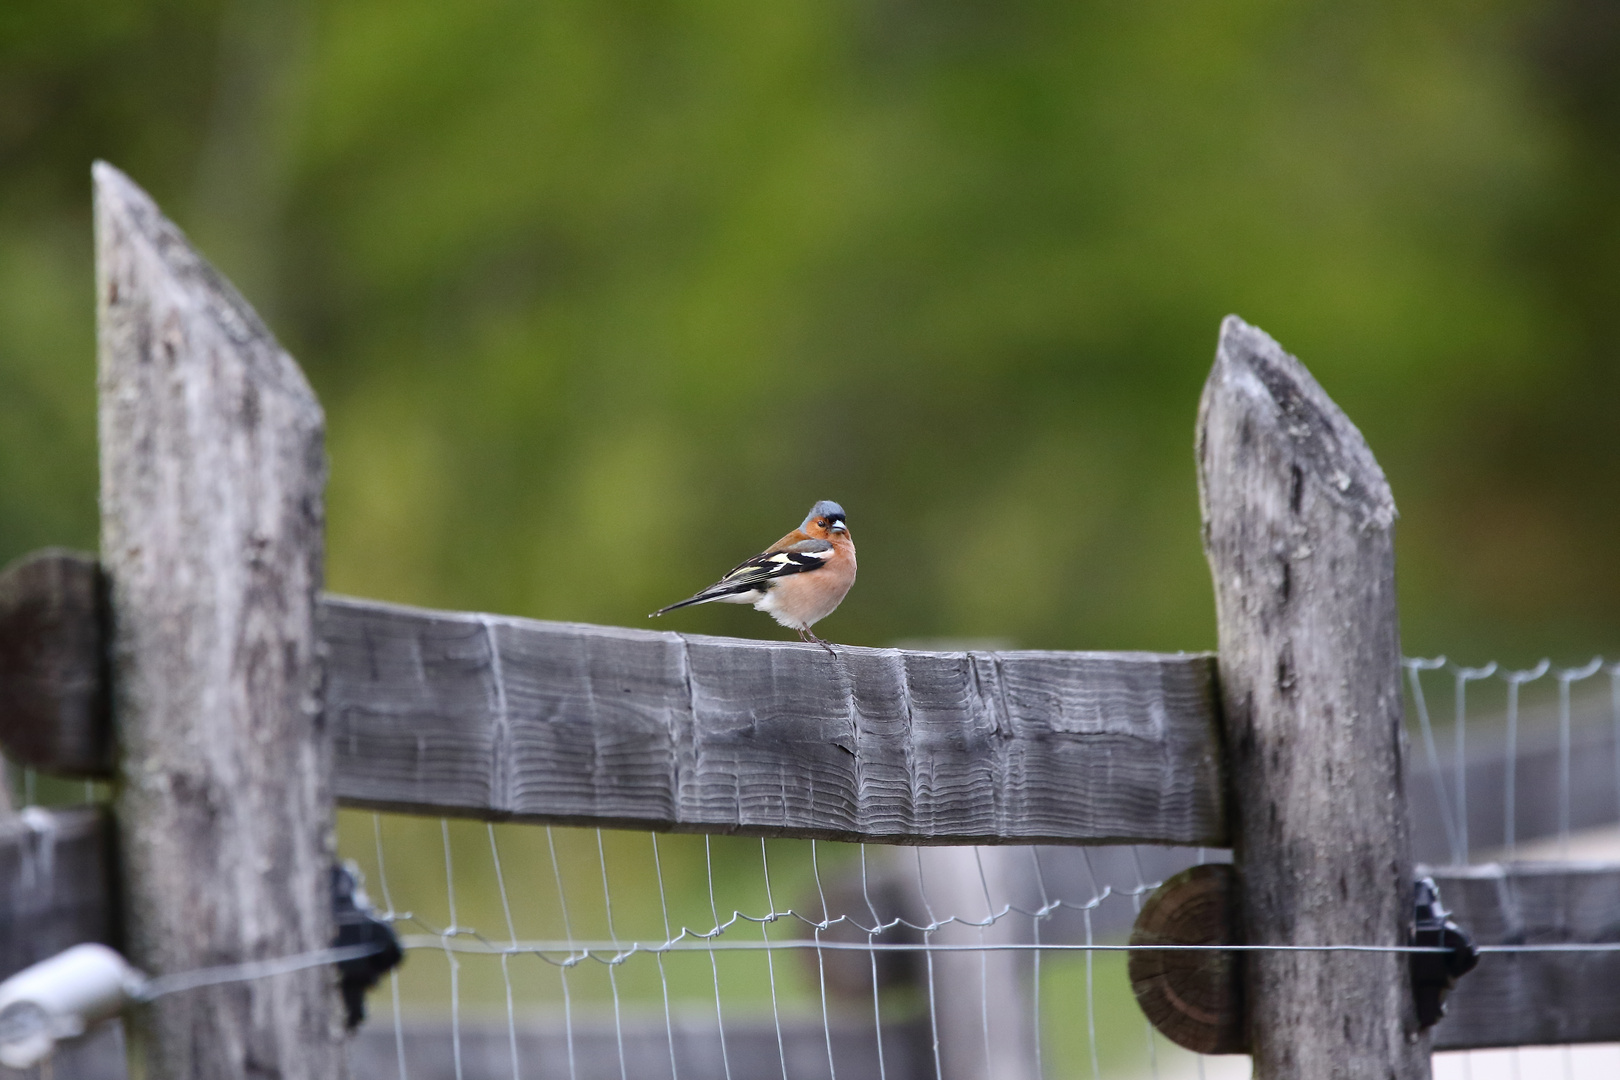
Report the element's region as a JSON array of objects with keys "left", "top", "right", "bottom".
[
  {"left": 0, "top": 550, "right": 110, "bottom": 777},
  {"left": 1198, "top": 317, "right": 1427, "bottom": 1078},
  {"left": 1128, "top": 863, "right": 1246, "bottom": 1055},
  {"left": 95, "top": 163, "right": 344, "bottom": 1078},
  {"left": 1430, "top": 862, "right": 1620, "bottom": 1050},
  {"left": 325, "top": 596, "right": 1227, "bottom": 845},
  {"left": 0, "top": 807, "right": 115, "bottom": 982}
]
